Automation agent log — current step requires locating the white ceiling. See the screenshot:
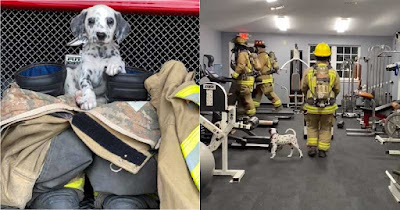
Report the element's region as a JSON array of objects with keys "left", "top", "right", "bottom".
[{"left": 200, "top": 0, "right": 400, "bottom": 36}]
